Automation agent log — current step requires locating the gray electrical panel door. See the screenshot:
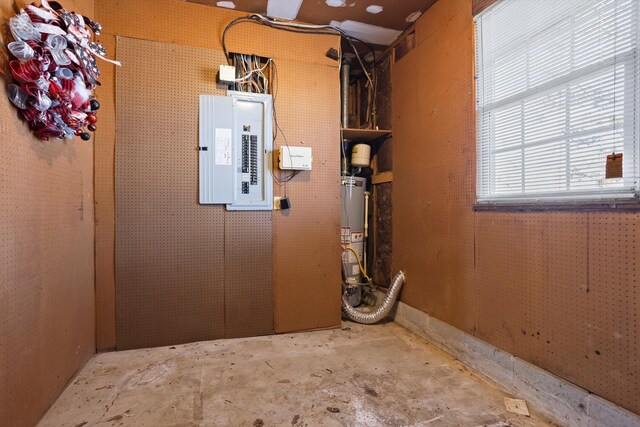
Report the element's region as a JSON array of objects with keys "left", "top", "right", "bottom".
[
  {"left": 199, "top": 95, "right": 234, "bottom": 204},
  {"left": 199, "top": 92, "right": 273, "bottom": 210}
]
